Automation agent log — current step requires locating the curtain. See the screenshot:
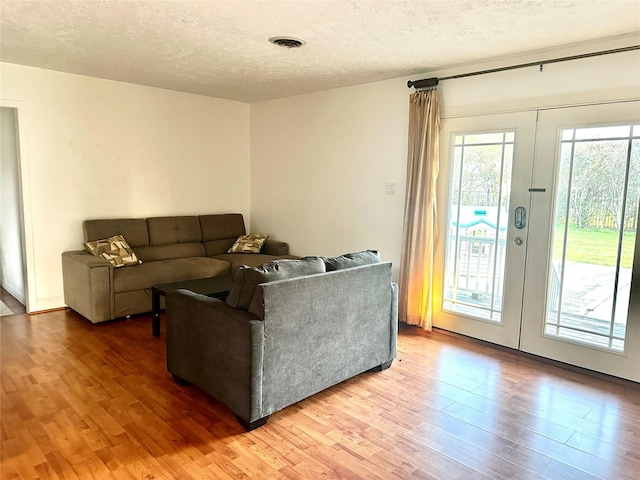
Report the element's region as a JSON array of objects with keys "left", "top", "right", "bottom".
[{"left": 399, "top": 89, "right": 440, "bottom": 330}]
